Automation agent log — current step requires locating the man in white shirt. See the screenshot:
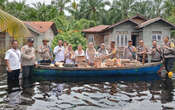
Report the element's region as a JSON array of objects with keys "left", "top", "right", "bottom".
[
  {"left": 5, "top": 40, "right": 21, "bottom": 86},
  {"left": 53, "top": 40, "right": 65, "bottom": 62}
]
